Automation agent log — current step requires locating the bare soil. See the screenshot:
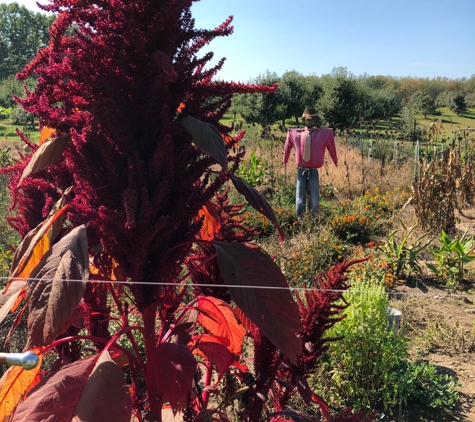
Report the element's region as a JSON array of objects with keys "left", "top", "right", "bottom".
[{"left": 385, "top": 279, "right": 475, "bottom": 422}]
